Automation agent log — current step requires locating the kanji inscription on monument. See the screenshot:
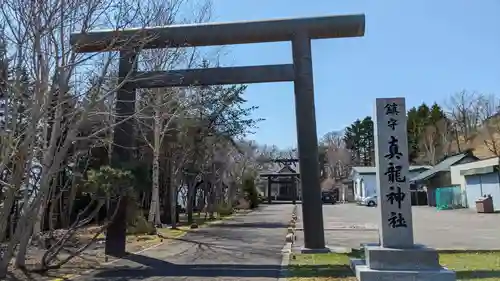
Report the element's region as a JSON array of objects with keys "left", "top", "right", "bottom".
[{"left": 374, "top": 98, "right": 414, "bottom": 248}]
